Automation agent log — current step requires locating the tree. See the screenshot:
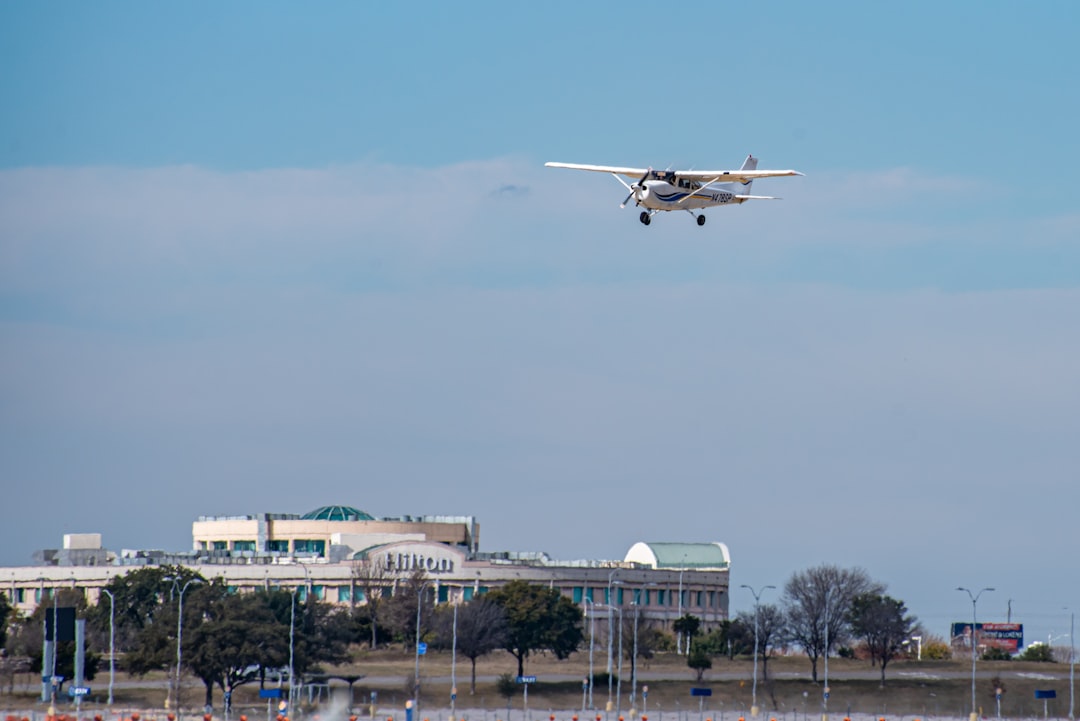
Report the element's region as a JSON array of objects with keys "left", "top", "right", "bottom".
[
  {"left": 735, "top": 603, "right": 785, "bottom": 681},
  {"left": 0, "top": 593, "right": 11, "bottom": 649},
  {"left": 782, "top": 564, "right": 883, "bottom": 682},
  {"left": 382, "top": 568, "right": 433, "bottom": 645},
  {"left": 487, "top": 581, "right": 583, "bottom": 677},
  {"left": 687, "top": 647, "right": 712, "bottom": 681},
  {"left": 122, "top": 571, "right": 214, "bottom": 681},
  {"left": 351, "top": 558, "right": 393, "bottom": 649},
  {"left": 673, "top": 614, "right": 702, "bottom": 651},
  {"left": 7, "top": 588, "right": 100, "bottom": 694},
  {"left": 1017, "top": 643, "right": 1055, "bottom": 662},
  {"left": 184, "top": 589, "right": 290, "bottom": 709},
  {"left": 434, "top": 597, "right": 507, "bottom": 695},
  {"left": 848, "top": 593, "right": 917, "bottom": 686}
]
